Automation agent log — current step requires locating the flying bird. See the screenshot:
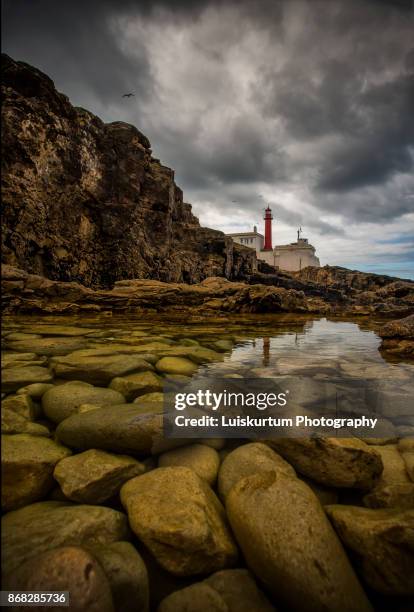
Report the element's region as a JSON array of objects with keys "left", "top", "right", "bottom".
[{"left": 122, "top": 92, "right": 135, "bottom": 98}]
